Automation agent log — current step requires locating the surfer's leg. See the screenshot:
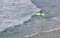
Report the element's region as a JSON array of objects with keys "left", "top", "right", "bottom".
[{"left": 40, "top": 17, "right": 43, "bottom": 21}]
